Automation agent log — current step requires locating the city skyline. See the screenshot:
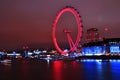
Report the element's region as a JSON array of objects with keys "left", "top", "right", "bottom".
[{"left": 0, "top": 0, "right": 120, "bottom": 51}]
